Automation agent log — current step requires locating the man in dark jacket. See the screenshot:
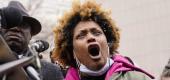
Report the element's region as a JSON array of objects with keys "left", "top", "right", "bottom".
[{"left": 0, "top": 1, "right": 63, "bottom": 80}]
